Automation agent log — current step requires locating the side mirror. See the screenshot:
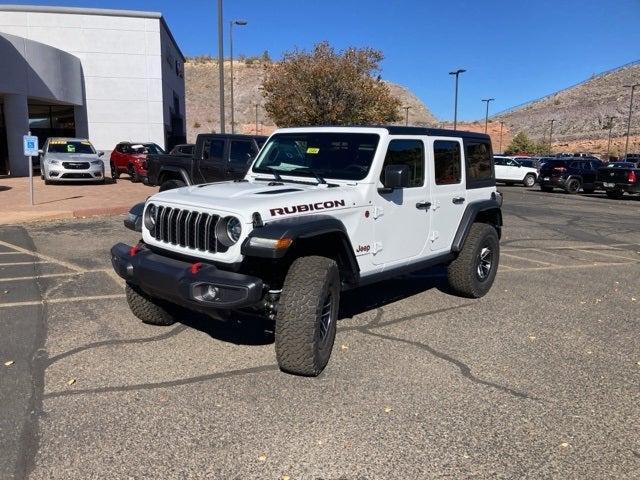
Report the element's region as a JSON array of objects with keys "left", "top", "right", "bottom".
[
  {"left": 381, "top": 164, "right": 410, "bottom": 191},
  {"left": 98, "top": 151, "right": 105, "bottom": 157}
]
